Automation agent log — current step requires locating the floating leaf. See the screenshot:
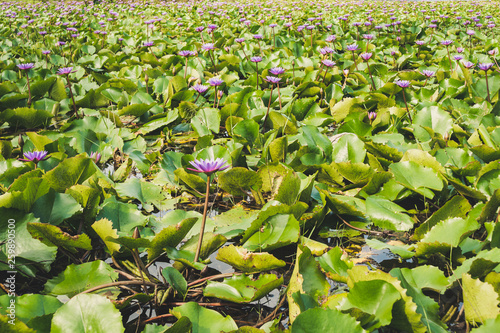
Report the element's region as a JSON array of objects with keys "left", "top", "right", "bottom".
[
  {"left": 27, "top": 222, "right": 91, "bottom": 253},
  {"left": 44, "top": 261, "right": 118, "bottom": 297},
  {"left": 91, "top": 218, "right": 120, "bottom": 254},
  {"left": 219, "top": 167, "right": 262, "bottom": 197},
  {"left": 243, "top": 214, "right": 300, "bottom": 251},
  {"left": 170, "top": 302, "right": 237, "bottom": 333},
  {"left": 204, "top": 274, "right": 283, "bottom": 303},
  {"left": 216, "top": 245, "right": 286, "bottom": 273},
  {"left": 51, "top": 294, "right": 124, "bottom": 333},
  {"left": 365, "top": 196, "right": 414, "bottom": 231},
  {"left": 148, "top": 217, "right": 198, "bottom": 260},
  {"left": 291, "top": 308, "right": 365, "bottom": 333},
  {"left": 462, "top": 273, "right": 500, "bottom": 326},
  {"left": 317, "top": 246, "right": 353, "bottom": 283},
  {"left": 389, "top": 161, "right": 443, "bottom": 198}
]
